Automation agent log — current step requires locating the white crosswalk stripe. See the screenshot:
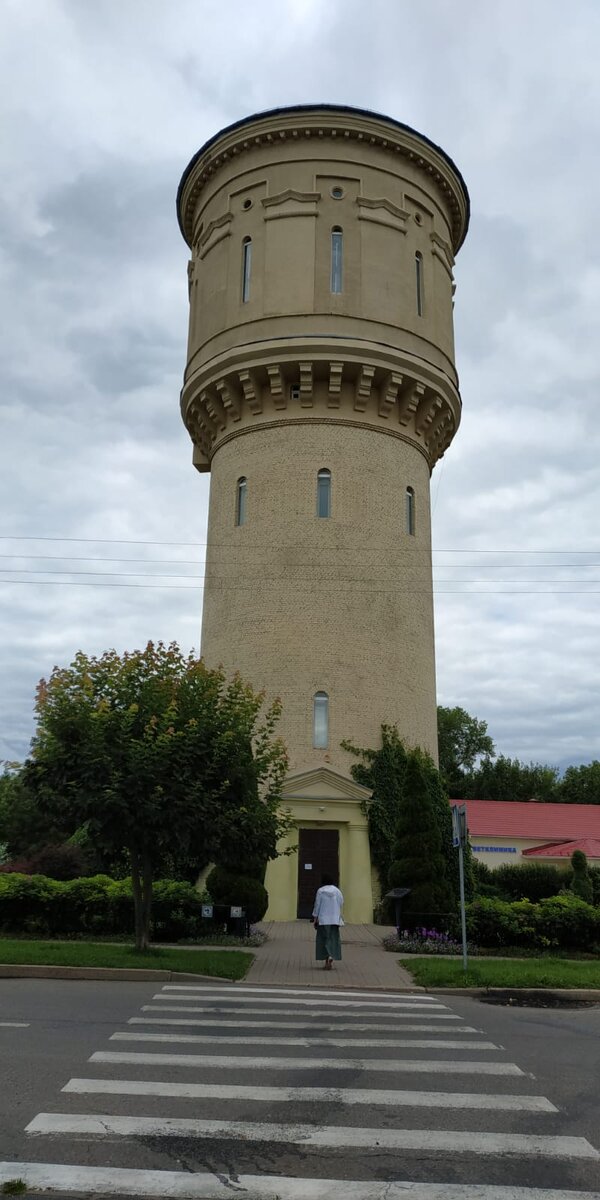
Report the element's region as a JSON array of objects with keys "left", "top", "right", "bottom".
[
  {"left": 90, "top": 1049, "right": 524, "bottom": 1074},
  {"left": 161, "top": 984, "right": 443, "bottom": 1000},
  {"left": 150, "top": 991, "right": 447, "bottom": 1009},
  {"left": 131, "top": 1015, "right": 478, "bottom": 1031},
  {"left": 139, "top": 1006, "right": 465, "bottom": 1021},
  {"left": 63, "top": 1077, "right": 558, "bottom": 1111},
  {"left": 4, "top": 979, "right": 600, "bottom": 1198},
  {"left": 3, "top": 1163, "right": 600, "bottom": 1198},
  {"left": 110, "top": 1030, "right": 499, "bottom": 1049},
  {"left": 25, "top": 1112, "right": 599, "bottom": 1158}
]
